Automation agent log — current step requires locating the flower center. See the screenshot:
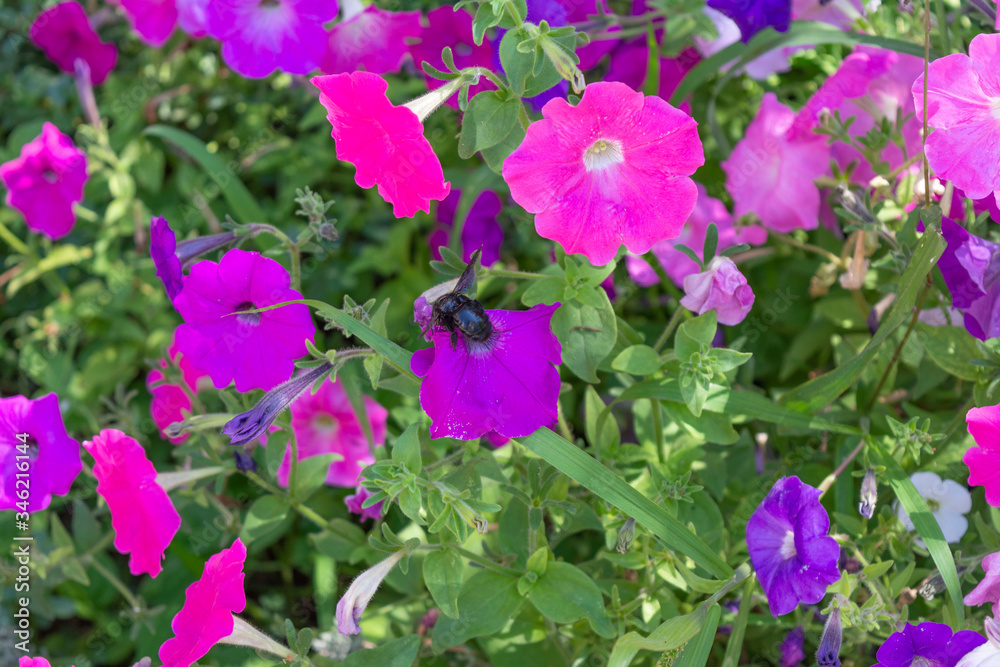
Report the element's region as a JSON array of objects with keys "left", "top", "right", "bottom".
[
  {"left": 258, "top": 0, "right": 281, "bottom": 7},
  {"left": 583, "top": 139, "right": 624, "bottom": 172},
  {"left": 912, "top": 657, "right": 944, "bottom": 667},
  {"left": 234, "top": 301, "right": 261, "bottom": 326},
  {"left": 926, "top": 498, "right": 940, "bottom": 512},
  {"left": 312, "top": 413, "right": 339, "bottom": 432},
  {"left": 991, "top": 98, "right": 1000, "bottom": 122},
  {"left": 779, "top": 530, "right": 797, "bottom": 560},
  {"left": 42, "top": 169, "right": 59, "bottom": 184}
]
